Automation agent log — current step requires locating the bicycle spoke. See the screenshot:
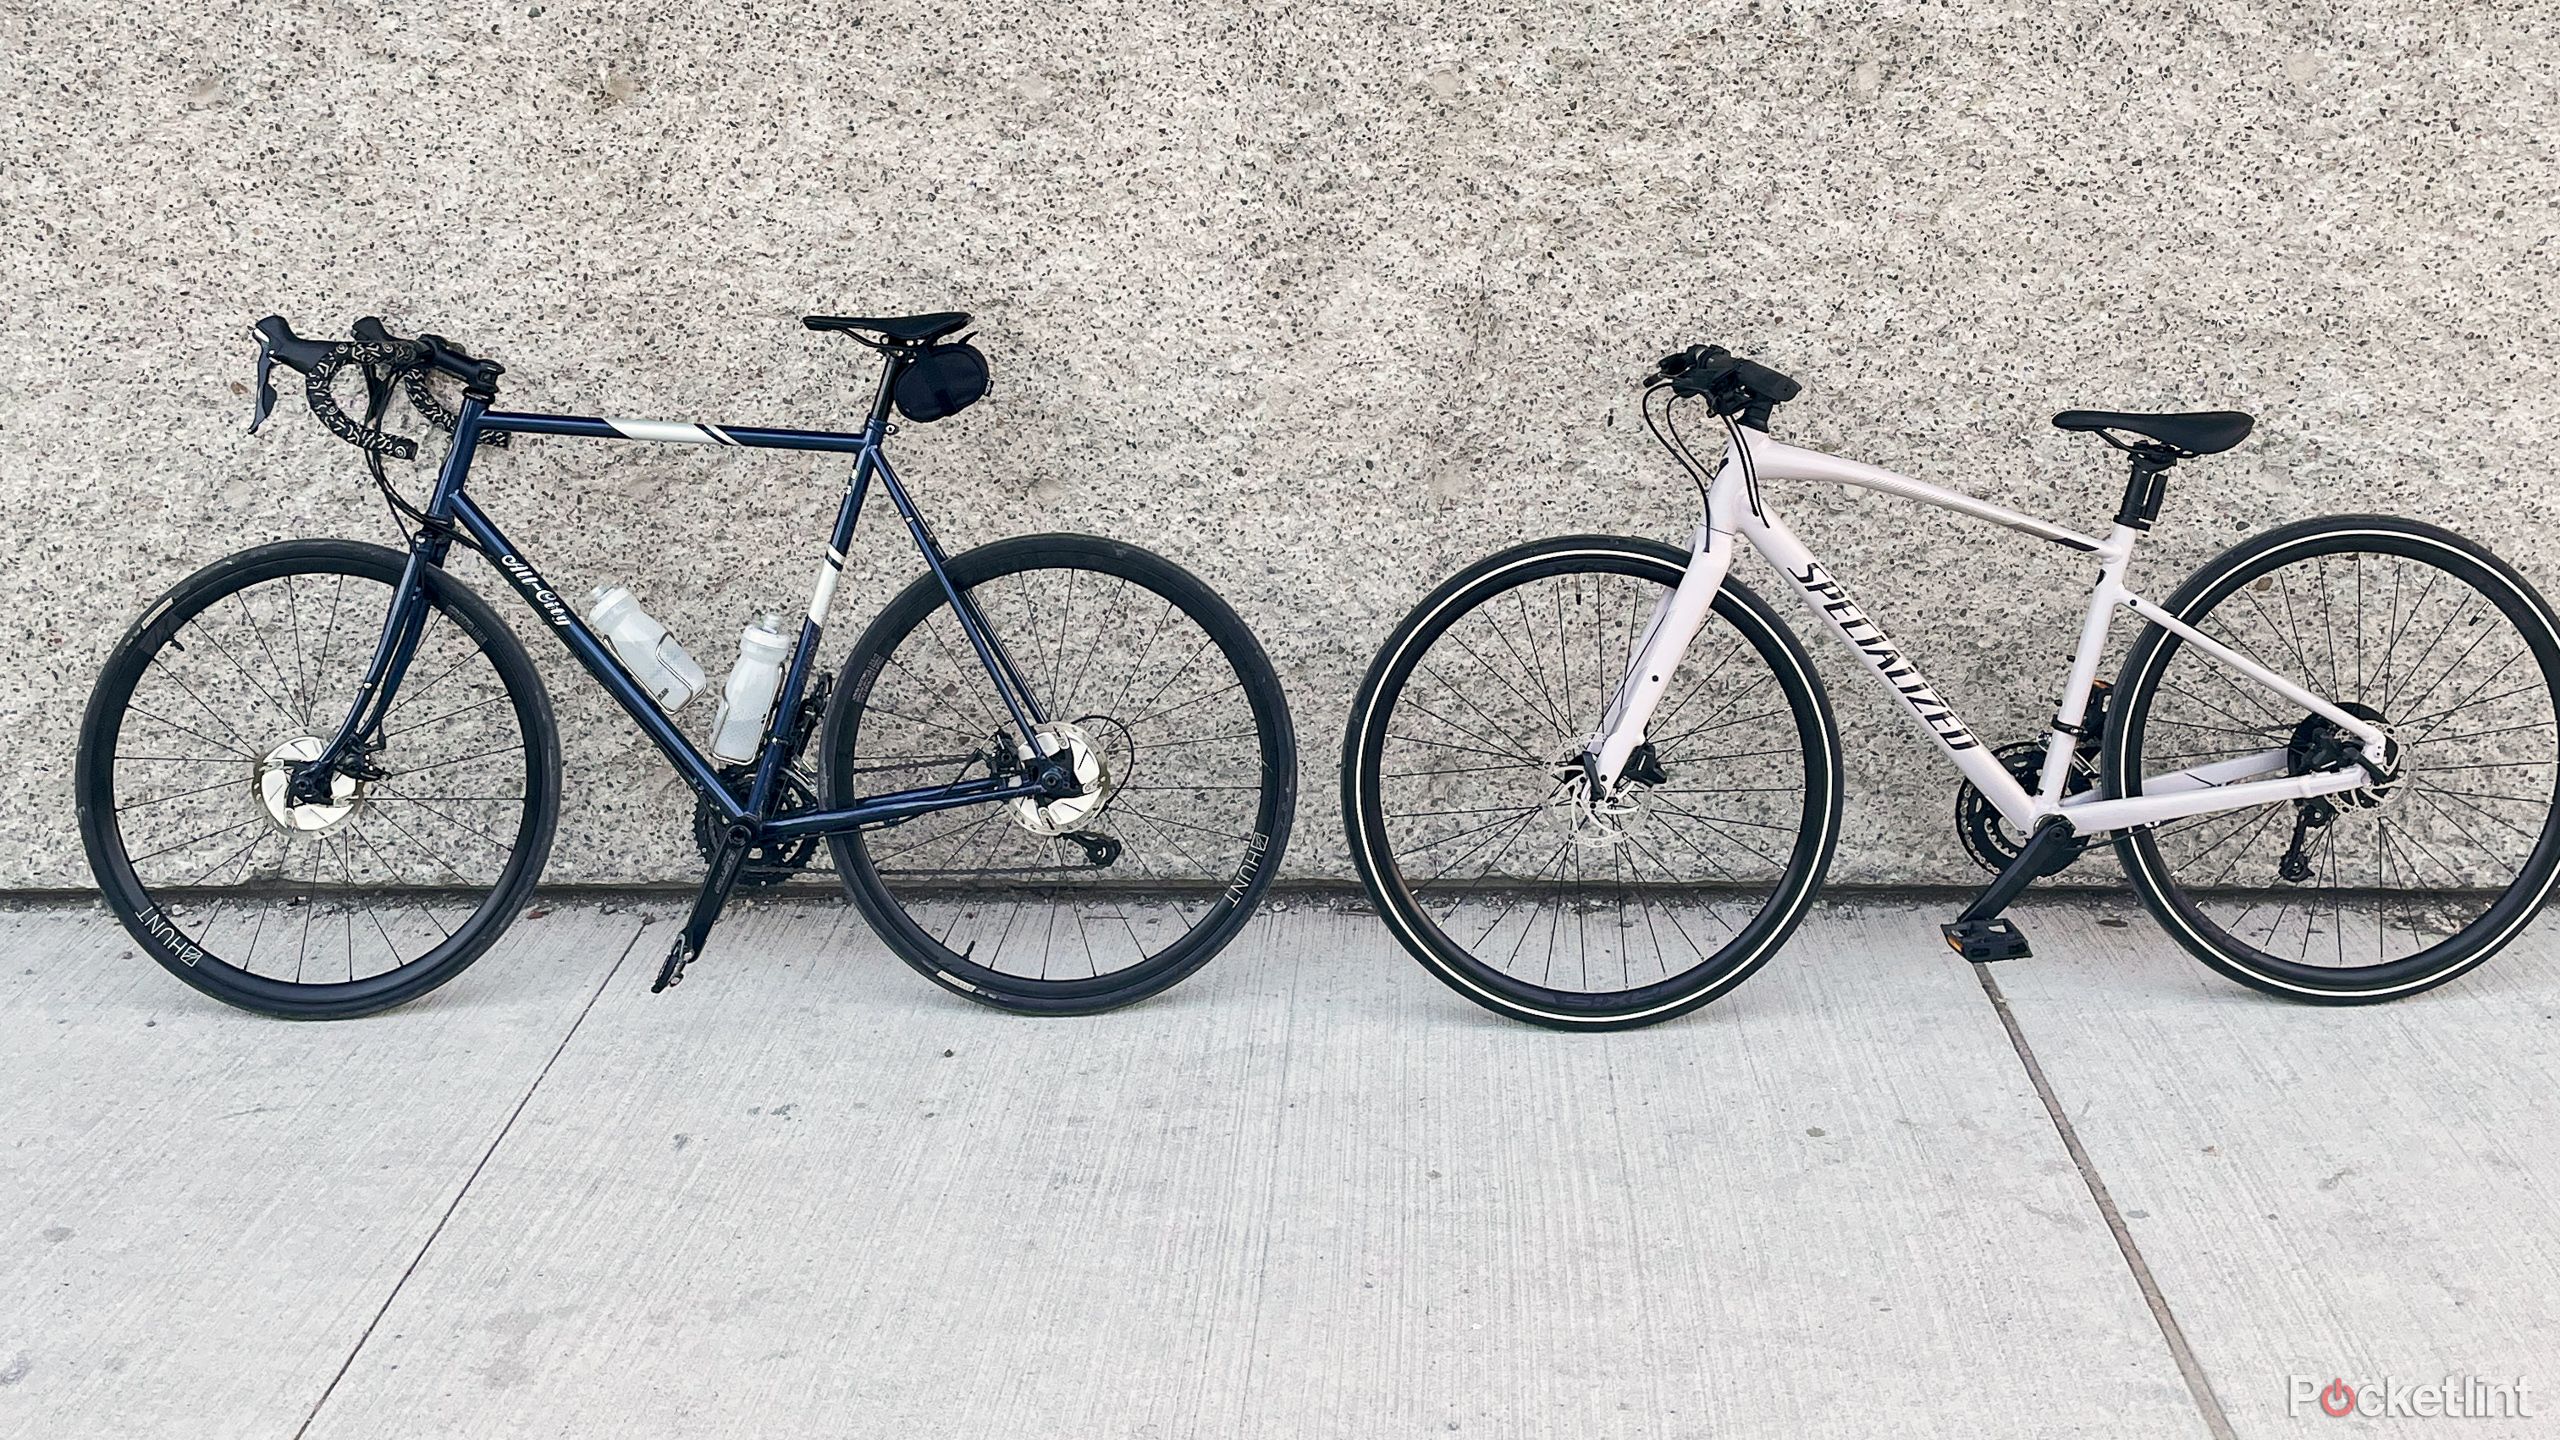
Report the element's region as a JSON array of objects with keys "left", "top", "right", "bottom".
[{"left": 2130, "top": 541, "right": 2557, "bottom": 984}]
